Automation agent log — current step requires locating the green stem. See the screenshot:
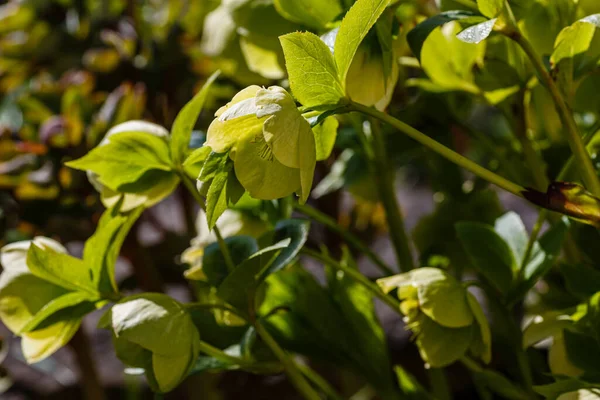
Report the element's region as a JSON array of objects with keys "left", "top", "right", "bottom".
[
  {"left": 180, "top": 173, "right": 236, "bottom": 273},
  {"left": 427, "top": 368, "right": 452, "bottom": 400},
  {"left": 459, "top": 358, "right": 534, "bottom": 400},
  {"left": 196, "top": 340, "right": 280, "bottom": 373},
  {"left": 298, "top": 364, "right": 343, "bottom": 400},
  {"left": 254, "top": 321, "right": 322, "bottom": 400},
  {"left": 349, "top": 102, "right": 525, "bottom": 197},
  {"left": 301, "top": 247, "right": 403, "bottom": 315},
  {"left": 507, "top": 30, "right": 600, "bottom": 196},
  {"left": 185, "top": 303, "right": 248, "bottom": 321},
  {"left": 370, "top": 119, "right": 416, "bottom": 271},
  {"left": 294, "top": 203, "right": 394, "bottom": 276}
]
